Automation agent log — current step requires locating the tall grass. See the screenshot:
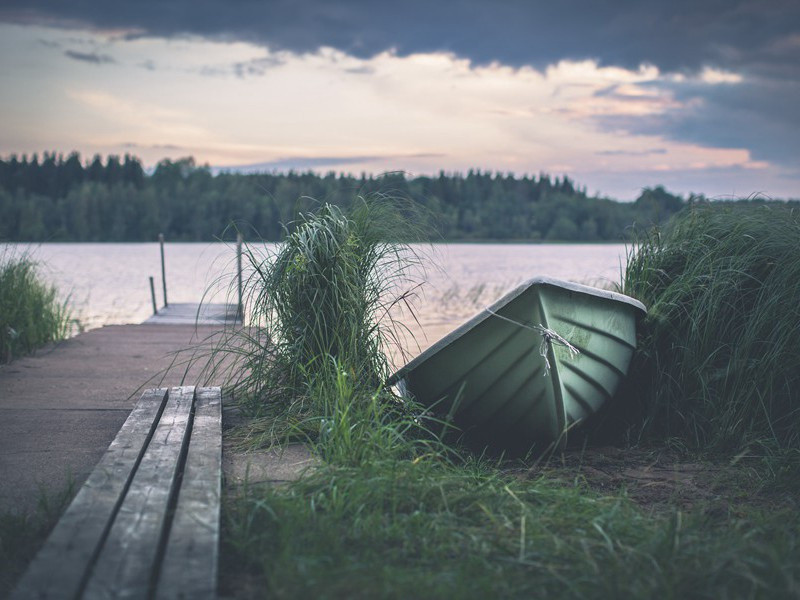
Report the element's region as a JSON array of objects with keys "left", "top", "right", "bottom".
[
  {"left": 623, "top": 203, "right": 800, "bottom": 449},
  {"left": 203, "top": 195, "right": 434, "bottom": 452},
  {"left": 0, "top": 250, "right": 72, "bottom": 363}
]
